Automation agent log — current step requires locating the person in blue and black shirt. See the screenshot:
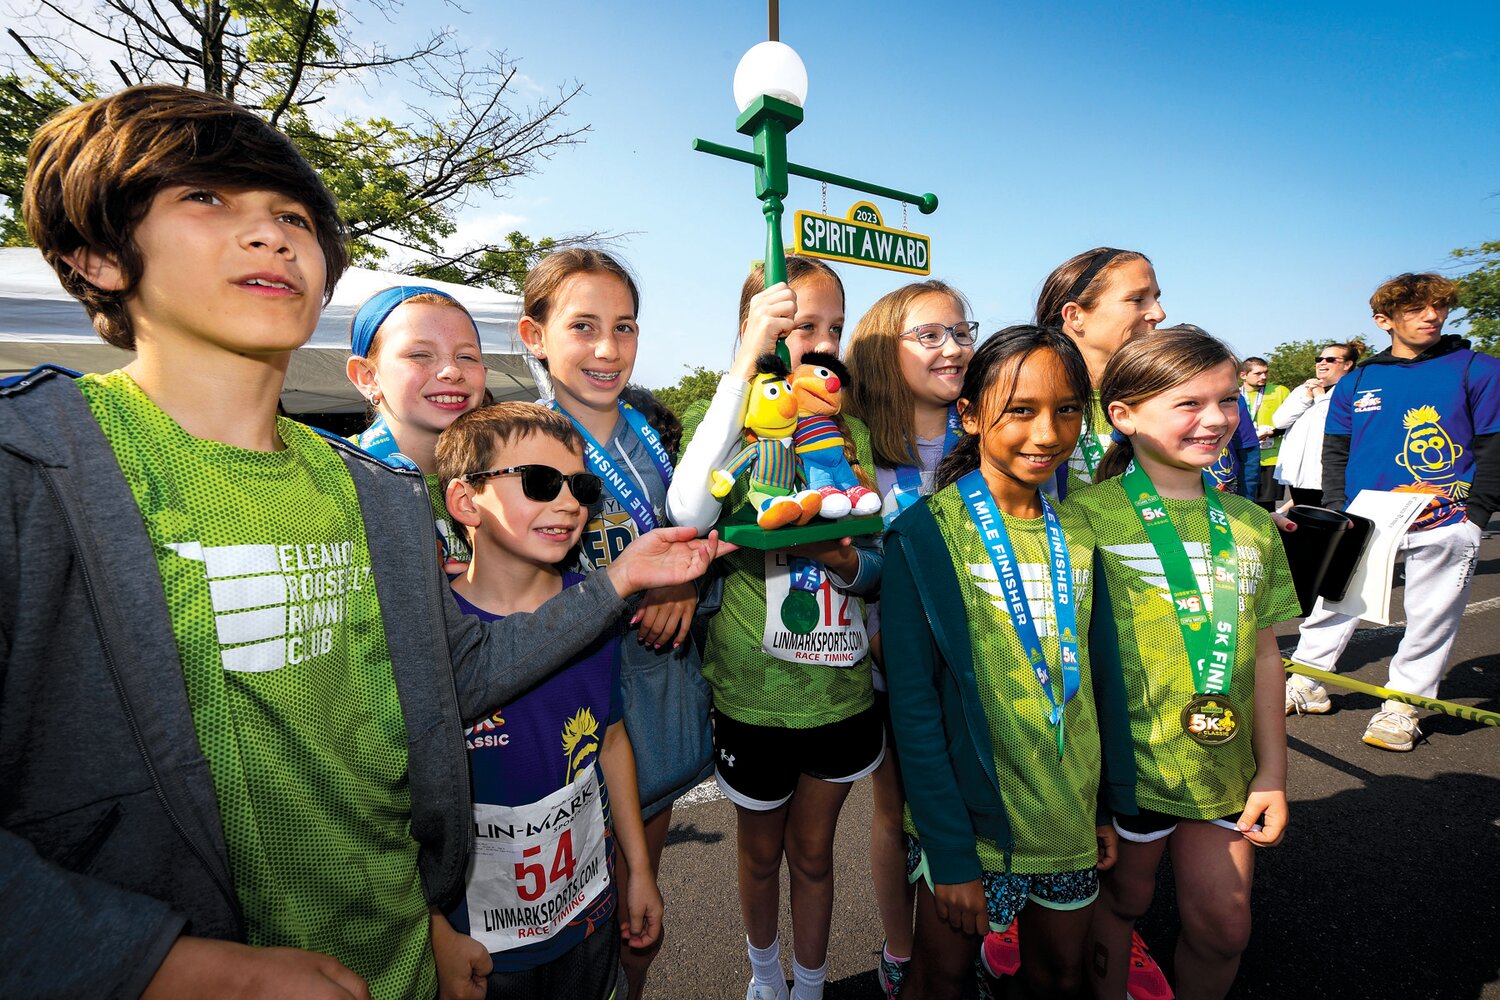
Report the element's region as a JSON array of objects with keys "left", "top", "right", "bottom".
[{"left": 1286, "top": 273, "right": 1500, "bottom": 751}]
